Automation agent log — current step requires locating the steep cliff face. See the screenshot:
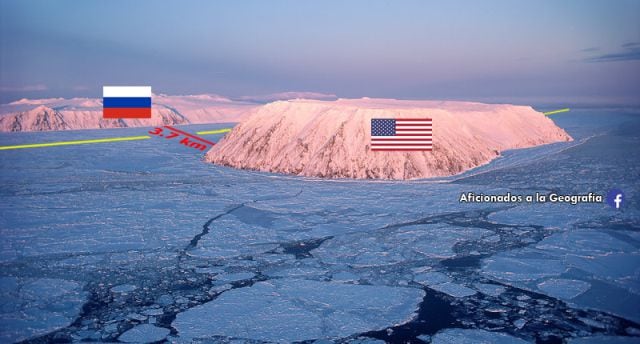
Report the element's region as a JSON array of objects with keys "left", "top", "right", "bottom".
[
  {"left": 0, "top": 95, "right": 257, "bottom": 132},
  {"left": 205, "top": 98, "right": 572, "bottom": 180}
]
